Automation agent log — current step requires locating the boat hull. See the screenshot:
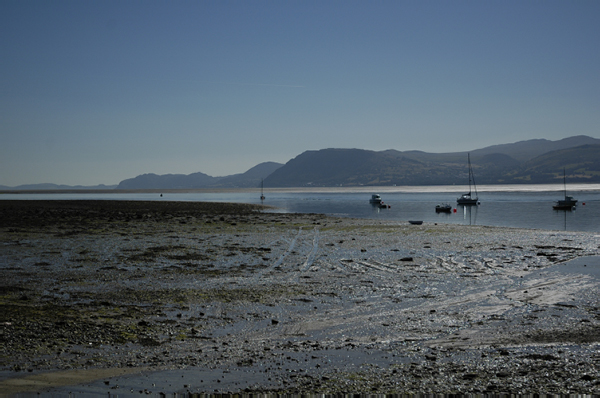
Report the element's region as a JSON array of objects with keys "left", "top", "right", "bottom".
[
  {"left": 553, "top": 204, "right": 575, "bottom": 210},
  {"left": 457, "top": 196, "right": 479, "bottom": 206}
]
